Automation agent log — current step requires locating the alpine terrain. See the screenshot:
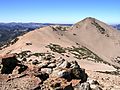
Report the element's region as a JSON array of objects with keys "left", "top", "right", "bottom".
[{"left": 0, "top": 17, "right": 120, "bottom": 90}]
